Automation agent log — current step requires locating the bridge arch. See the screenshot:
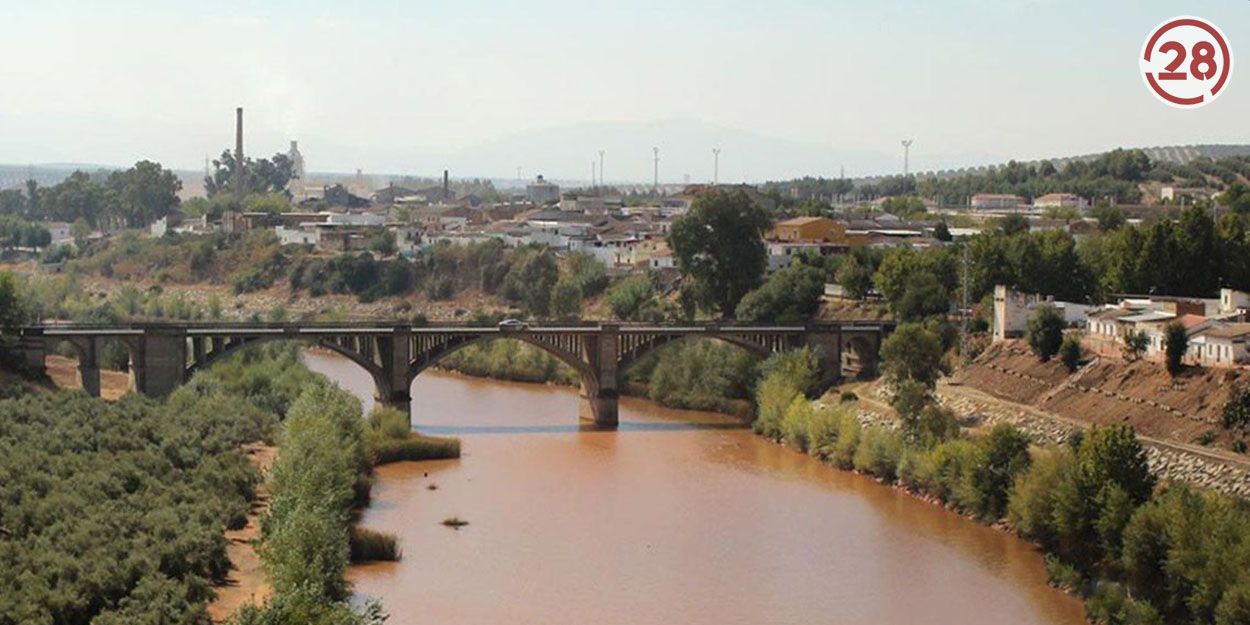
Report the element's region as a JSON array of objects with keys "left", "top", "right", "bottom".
[
  {"left": 187, "top": 335, "right": 391, "bottom": 404},
  {"left": 840, "top": 334, "right": 880, "bottom": 379},
  {"left": 615, "top": 333, "right": 773, "bottom": 383},
  {"left": 406, "top": 333, "right": 600, "bottom": 398}
]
